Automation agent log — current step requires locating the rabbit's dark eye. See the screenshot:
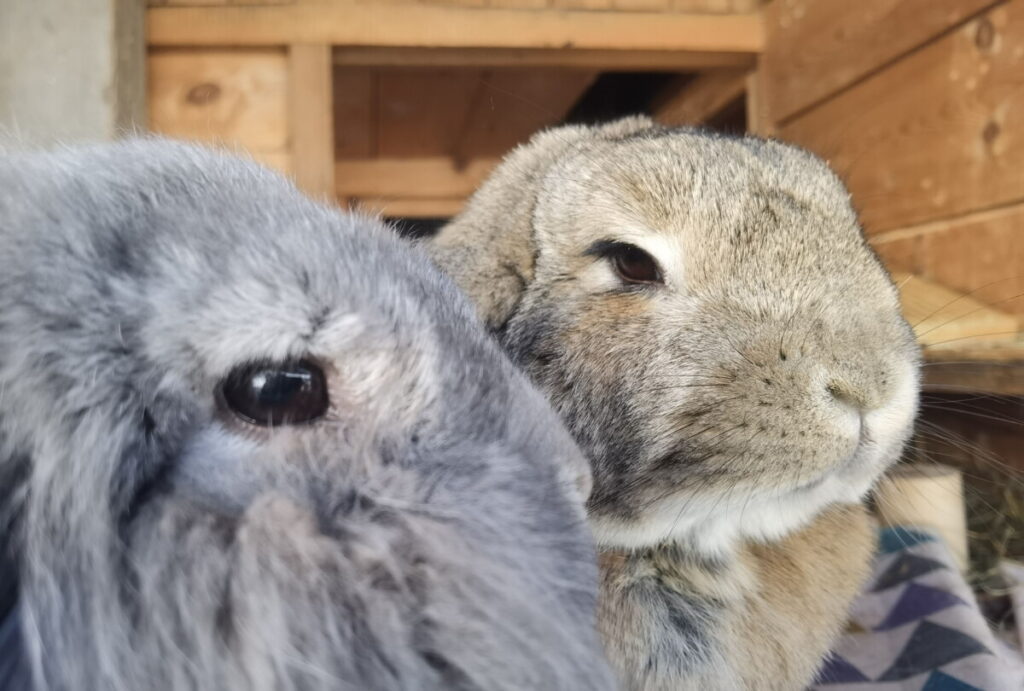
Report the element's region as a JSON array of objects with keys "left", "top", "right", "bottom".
[
  {"left": 589, "top": 241, "right": 664, "bottom": 286},
  {"left": 219, "top": 359, "right": 328, "bottom": 426}
]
